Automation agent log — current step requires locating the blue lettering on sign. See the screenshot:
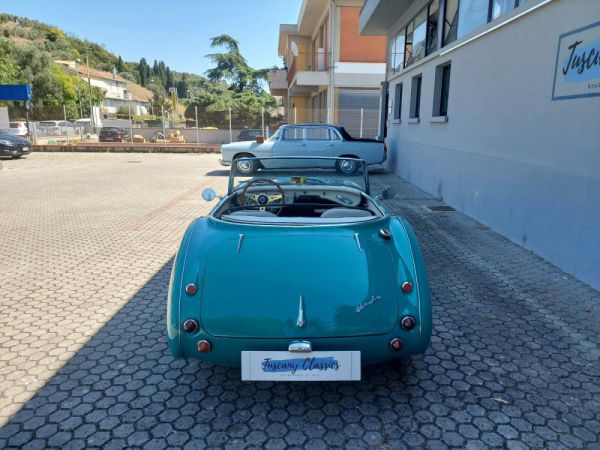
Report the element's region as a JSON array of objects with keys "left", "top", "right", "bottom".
[
  {"left": 261, "top": 357, "right": 340, "bottom": 375},
  {"left": 562, "top": 40, "right": 600, "bottom": 82}
]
